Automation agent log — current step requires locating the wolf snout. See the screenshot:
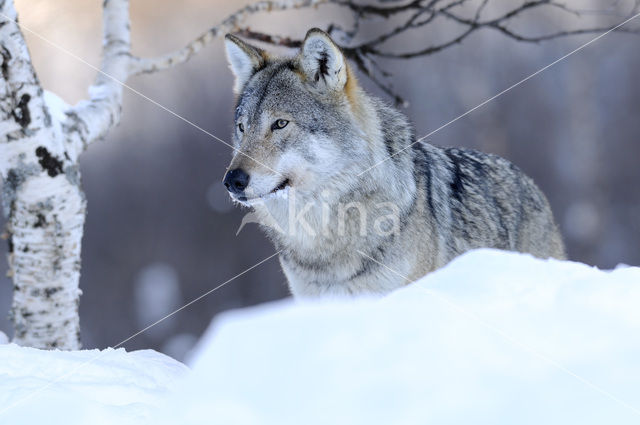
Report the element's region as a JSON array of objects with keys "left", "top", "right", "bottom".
[{"left": 223, "top": 168, "right": 250, "bottom": 195}]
